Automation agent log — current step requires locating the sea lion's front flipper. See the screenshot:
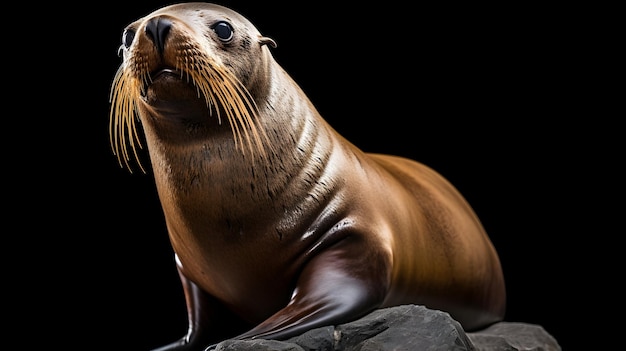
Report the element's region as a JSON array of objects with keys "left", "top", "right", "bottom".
[
  {"left": 234, "top": 236, "right": 390, "bottom": 341},
  {"left": 153, "top": 257, "right": 250, "bottom": 351}
]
